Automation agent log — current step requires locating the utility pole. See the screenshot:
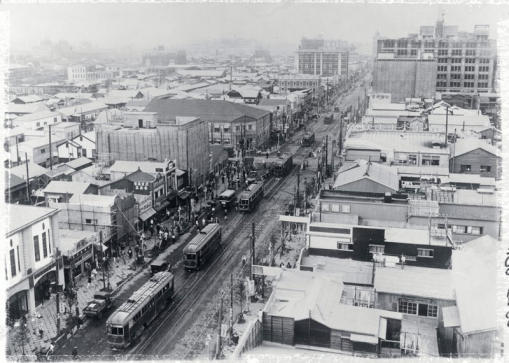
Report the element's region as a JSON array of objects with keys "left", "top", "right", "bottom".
[
  {"left": 15, "top": 136, "right": 20, "bottom": 165},
  {"left": 325, "top": 135, "right": 329, "bottom": 178},
  {"left": 331, "top": 140, "right": 335, "bottom": 174},
  {"left": 296, "top": 170, "right": 300, "bottom": 210},
  {"left": 55, "top": 248, "right": 61, "bottom": 335},
  {"left": 25, "top": 153, "right": 30, "bottom": 203},
  {"left": 251, "top": 222, "right": 255, "bottom": 280},
  {"left": 445, "top": 105, "right": 449, "bottom": 146},
  {"left": 230, "top": 273, "right": 234, "bottom": 336},
  {"left": 216, "top": 294, "right": 223, "bottom": 359},
  {"left": 48, "top": 124, "right": 53, "bottom": 170}
]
